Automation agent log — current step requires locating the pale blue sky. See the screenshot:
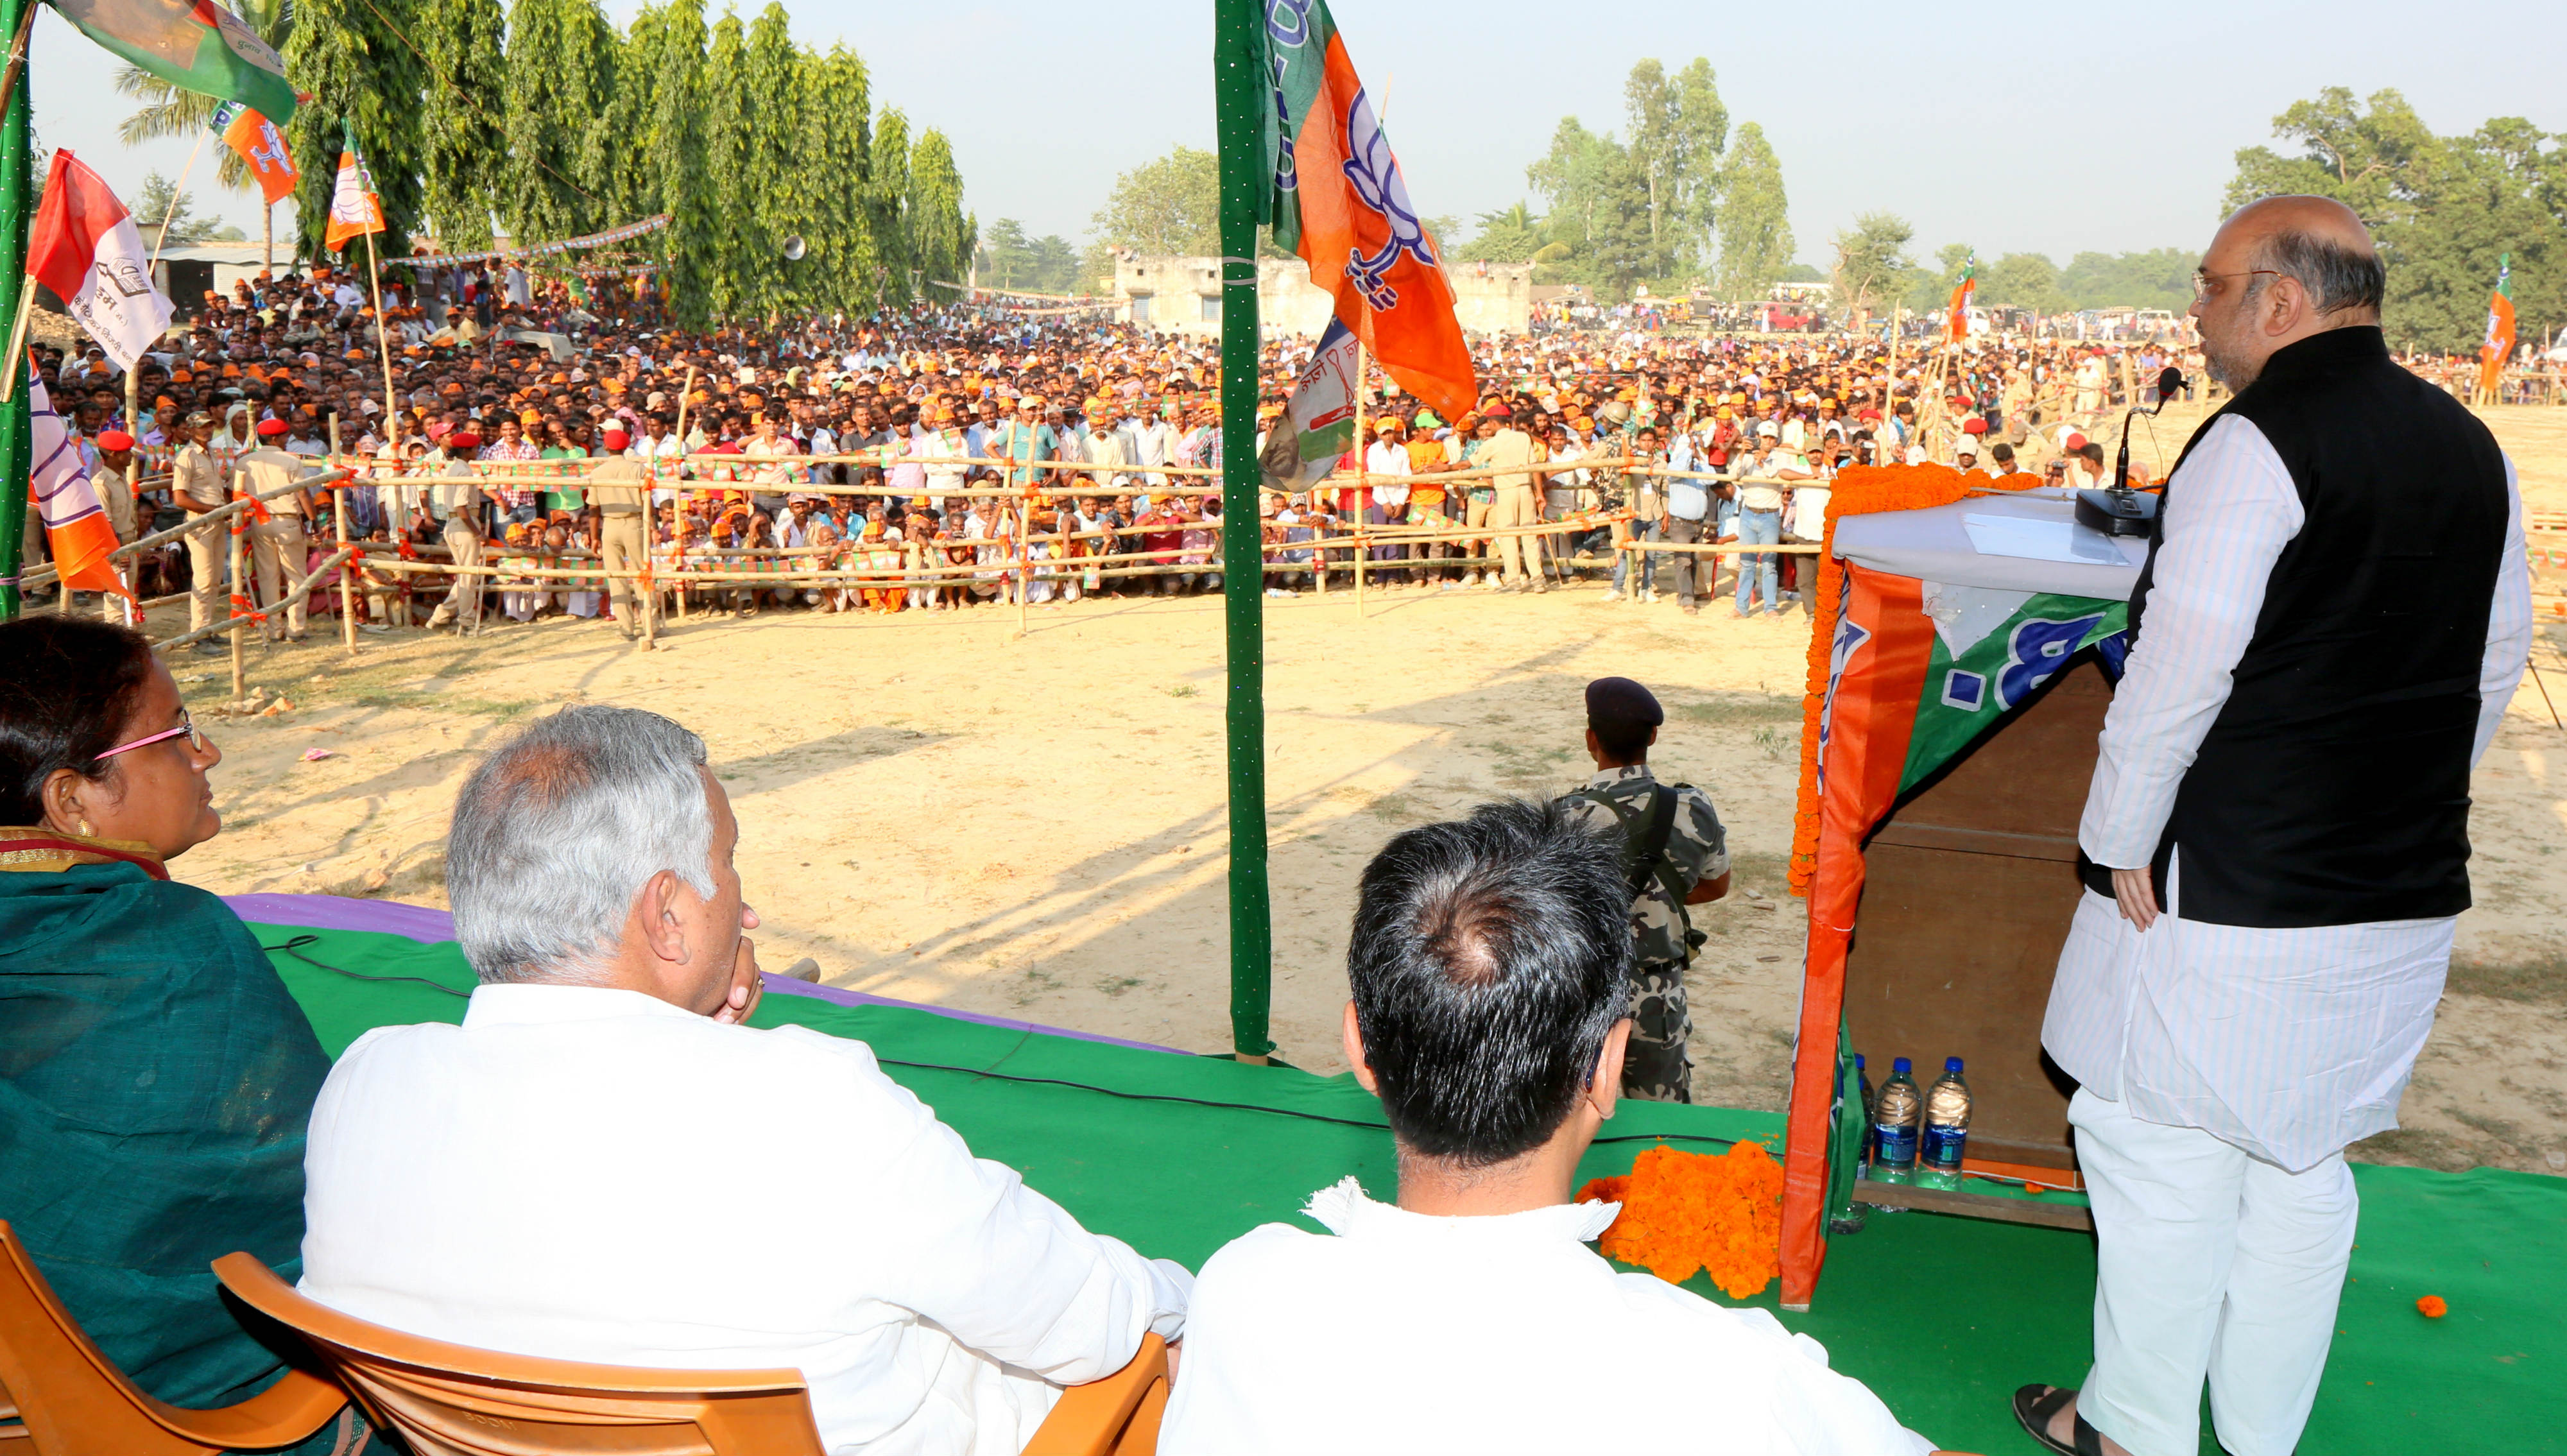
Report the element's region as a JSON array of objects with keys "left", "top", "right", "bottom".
[{"left": 33, "top": 0, "right": 2567, "bottom": 266}]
